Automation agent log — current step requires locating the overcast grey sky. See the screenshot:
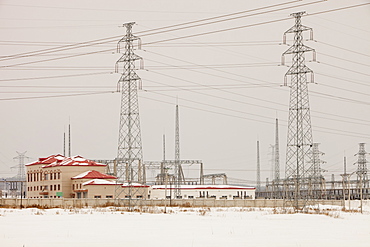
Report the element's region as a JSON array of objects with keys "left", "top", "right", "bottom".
[{"left": 0, "top": 0, "right": 369, "bottom": 185}]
